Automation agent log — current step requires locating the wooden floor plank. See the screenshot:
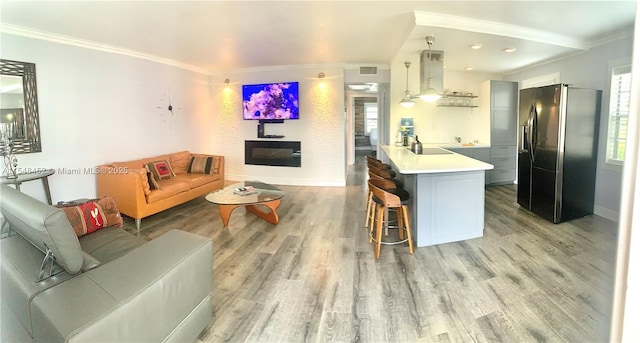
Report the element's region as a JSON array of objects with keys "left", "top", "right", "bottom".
[
  {"left": 524, "top": 291, "right": 595, "bottom": 342},
  {"left": 199, "top": 297, "right": 264, "bottom": 342},
  {"left": 476, "top": 311, "right": 524, "bottom": 343},
  {"left": 124, "top": 151, "right": 618, "bottom": 342}
]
